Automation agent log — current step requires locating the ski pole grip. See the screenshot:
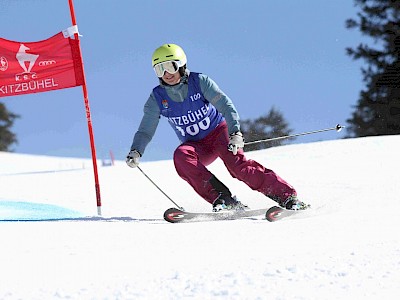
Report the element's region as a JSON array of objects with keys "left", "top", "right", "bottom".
[{"left": 335, "top": 124, "right": 344, "bottom": 132}]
